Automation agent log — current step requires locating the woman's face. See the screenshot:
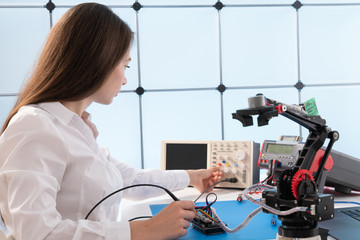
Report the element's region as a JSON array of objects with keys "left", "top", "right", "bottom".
[{"left": 93, "top": 48, "right": 131, "bottom": 105}]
